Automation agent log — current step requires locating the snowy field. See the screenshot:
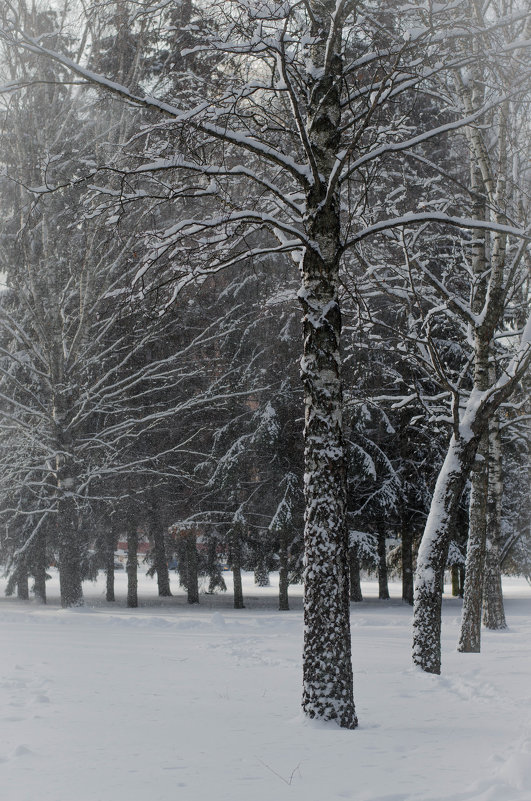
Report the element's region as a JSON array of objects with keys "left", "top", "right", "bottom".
[{"left": 1, "top": 569, "right": 530, "bottom": 801}]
